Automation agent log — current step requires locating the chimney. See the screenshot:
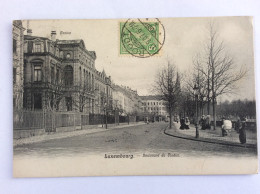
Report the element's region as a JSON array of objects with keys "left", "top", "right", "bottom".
[
  {"left": 51, "top": 31, "right": 56, "bottom": 41},
  {"left": 27, "top": 29, "right": 32, "bottom": 36}
]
